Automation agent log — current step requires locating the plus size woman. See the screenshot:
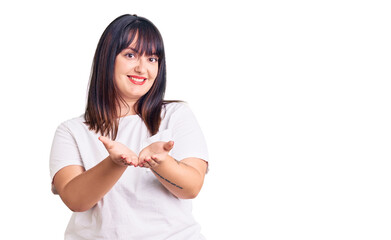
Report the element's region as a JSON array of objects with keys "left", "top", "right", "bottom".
[{"left": 50, "top": 14, "right": 209, "bottom": 240}]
